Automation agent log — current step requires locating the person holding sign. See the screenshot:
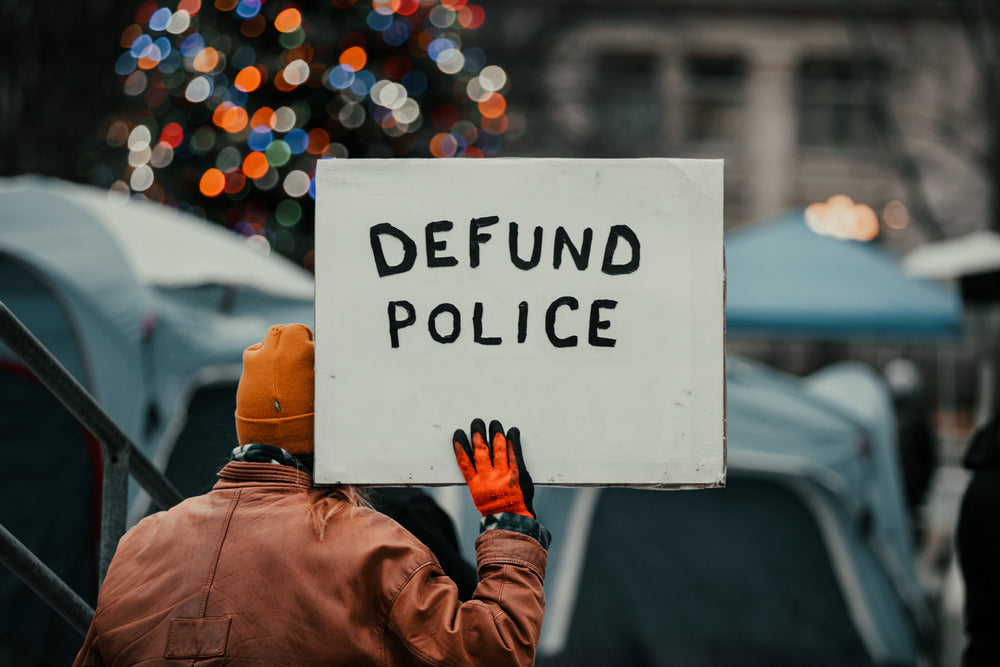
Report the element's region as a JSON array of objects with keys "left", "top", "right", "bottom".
[{"left": 74, "top": 324, "right": 549, "bottom": 666}]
